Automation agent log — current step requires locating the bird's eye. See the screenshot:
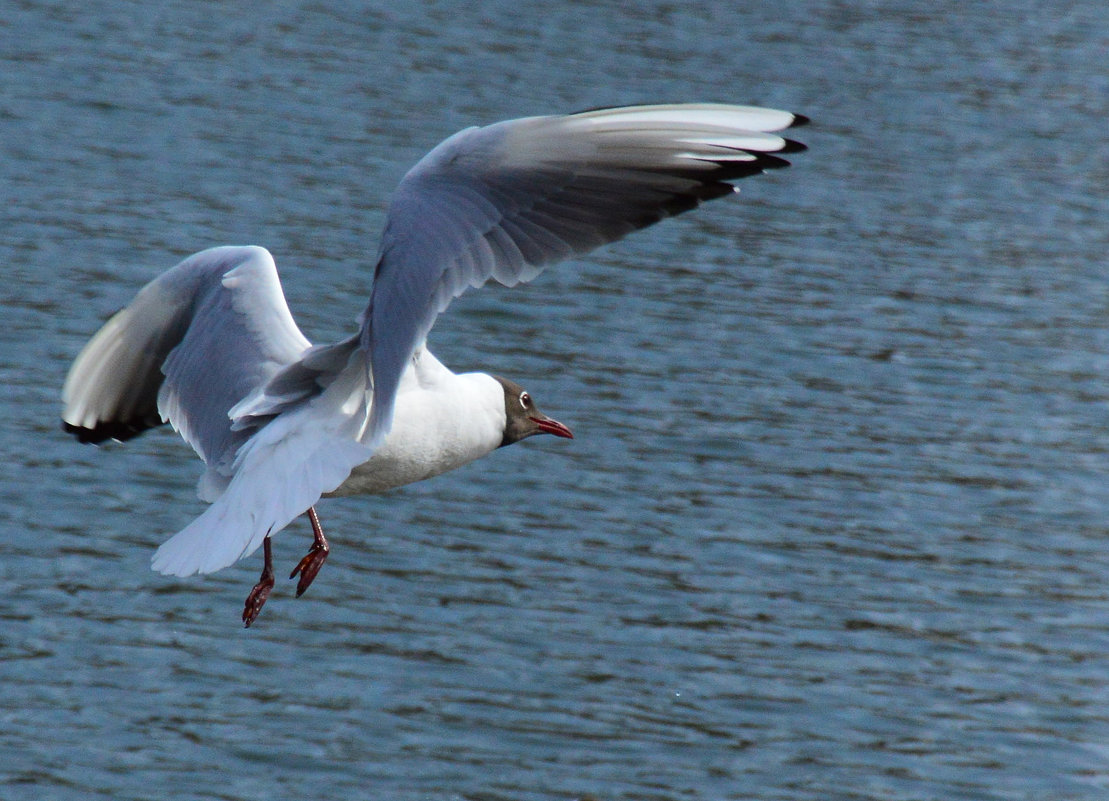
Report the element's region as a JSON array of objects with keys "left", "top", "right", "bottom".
[{"left": 519, "top": 391, "right": 532, "bottom": 410}]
